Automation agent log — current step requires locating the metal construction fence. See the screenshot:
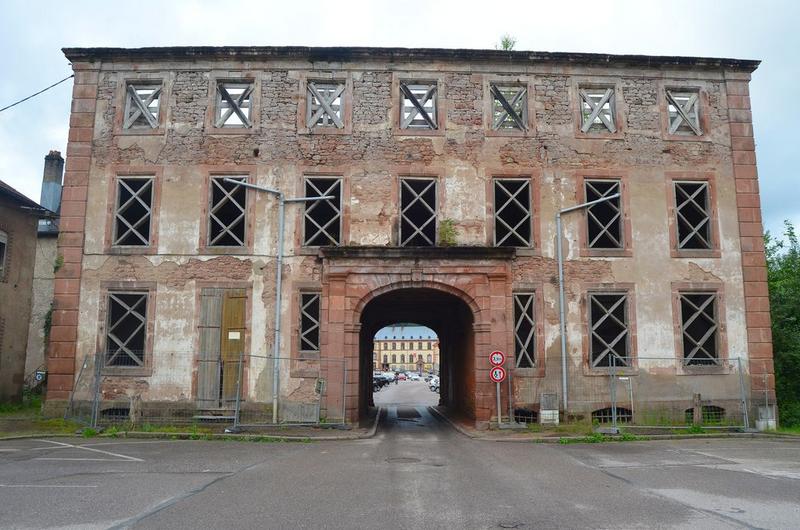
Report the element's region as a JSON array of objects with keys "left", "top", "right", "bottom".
[
  {"left": 64, "top": 352, "right": 346, "bottom": 429},
  {"left": 513, "top": 357, "right": 752, "bottom": 430}
]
